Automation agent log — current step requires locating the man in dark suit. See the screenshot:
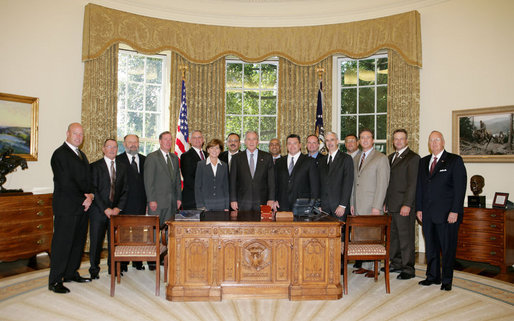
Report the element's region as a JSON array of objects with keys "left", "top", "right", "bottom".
[
  {"left": 319, "top": 132, "right": 354, "bottom": 219},
  {"left": 219, "top": 132, "right": 241, "bottom": 171},
  {"left": 269, "top": 138, "right": 282, "bottom": 163},
  {"left": 275, "top": 134, "right": 320, "bottom": 212},
  {"left": 180, "top": 130, "right": 207, "bottom": 209},
  {"left": 89, "top": 139, "right": 128, "bottom": 279},
  {"left": 49, "top": 123, "right": 93, "bottom": 294},
  {"left": 384, "top": 129, "right": 420, "bottom": 280},
  {"left": 116, "top": 134, "right": 147, "bottom": 270},
  {"left": 416, "top": 131, "right": 467, "bottom": 291},
  {"left": 344, "top": 134, "right": 360, "bottom": 159},
  {"left": 230, "top": 131, "right": 275, "bottom": 211}
]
